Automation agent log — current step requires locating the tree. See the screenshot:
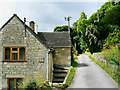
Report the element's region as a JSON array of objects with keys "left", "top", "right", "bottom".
[
  {"left": 103, "top": 4, "right": 120, "bottom": 26},
  {"left": 77, "top": 11, "right": 88, "bottom": 53},
  {"left": 54, "top": 25, "right": 69, "bottom": 32},
  {"left": 98, "top": 2, "right": 114, "bottom": 19},
  {"left": 87, "top": 12, "right": 98, "bottom": 24},
  {"left": 72, "top": 21, "right": 83, "bottom": 54},
  {"left": 103, "top": 25, "right": 120, "bottom": 49}
]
